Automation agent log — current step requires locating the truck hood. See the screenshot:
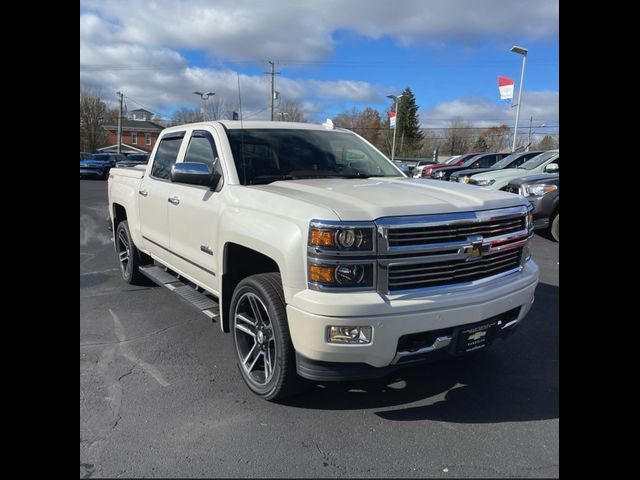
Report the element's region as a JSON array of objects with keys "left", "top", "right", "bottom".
[
  {"left": 253, "top": 177, "right": 527, "bottom": 221},
  {"left": 471, "top": 168, "right": 536, "bottom": 182}
]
